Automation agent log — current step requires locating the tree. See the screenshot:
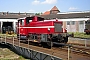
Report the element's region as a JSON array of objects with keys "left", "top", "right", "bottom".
[{"left": 35, "top": 12, "right": 43, "bottom": 15}]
